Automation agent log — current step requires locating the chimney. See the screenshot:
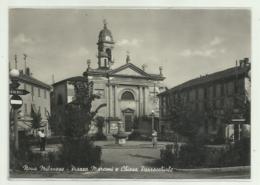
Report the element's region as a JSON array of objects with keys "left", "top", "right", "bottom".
[
  {"left": 239, "top": 58, "right": 250, "bottom": 68},
  {"left": 142, "top": 64, "right": 147, "bottom": 71},
  {"left": 159, "top": 66, "right": 163, "bottom": 76},
  {"left": 25, "top": 67, "right": 30, "bottom": 76}
]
